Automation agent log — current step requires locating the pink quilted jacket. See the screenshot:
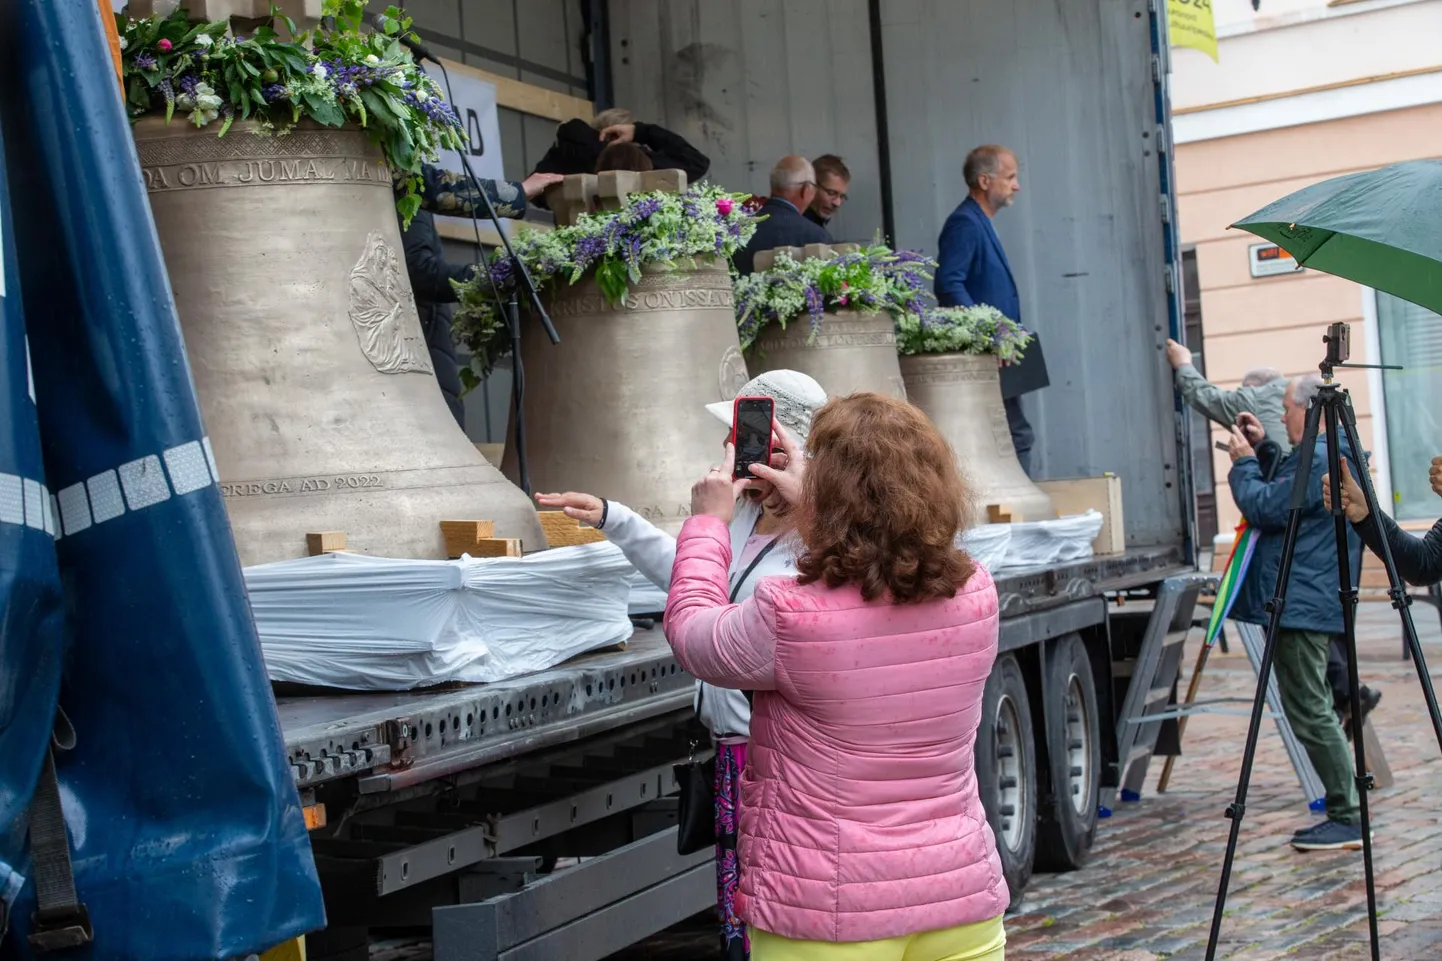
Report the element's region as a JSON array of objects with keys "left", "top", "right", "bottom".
[{"left": 665, "top": 515, "right": 1008, "bottom": 943}]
